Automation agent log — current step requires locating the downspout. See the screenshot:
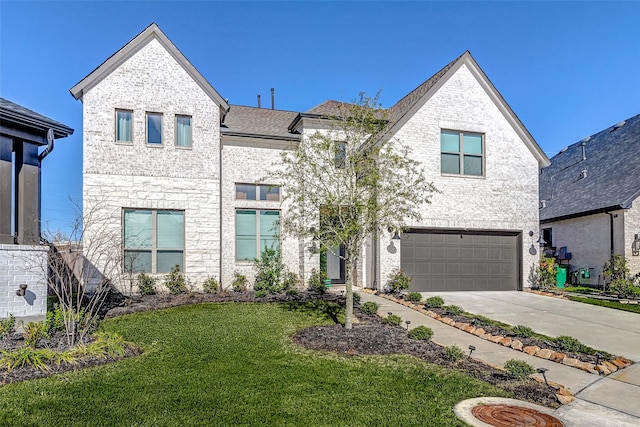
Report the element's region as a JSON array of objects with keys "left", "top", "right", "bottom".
[
  {"left": 605, "top": 212, "right": 614, "bottom": 257},
  {"left": 38, "top": 129, "right": 55, "bottom": 241},
  {"left": 219, "top": 108, "right": 227, "bottom": 288}
]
